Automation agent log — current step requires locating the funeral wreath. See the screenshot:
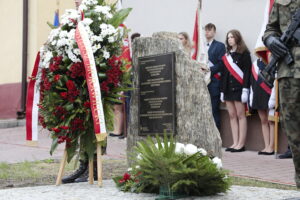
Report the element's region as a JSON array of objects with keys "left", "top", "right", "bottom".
[{"left": 38, "top": 0, "right": 132, "bottom": 161}]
